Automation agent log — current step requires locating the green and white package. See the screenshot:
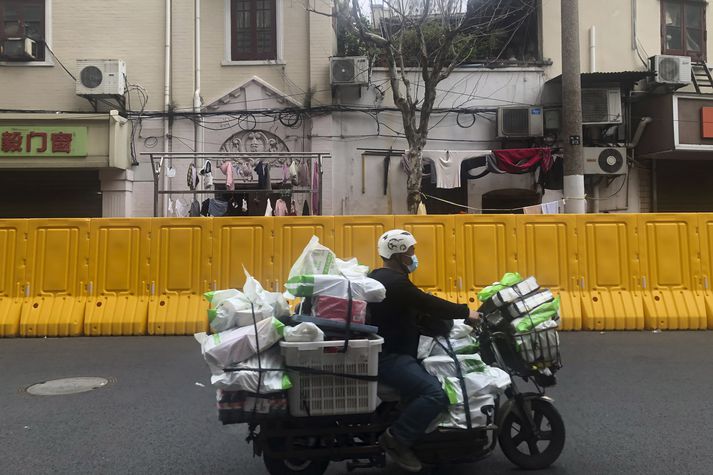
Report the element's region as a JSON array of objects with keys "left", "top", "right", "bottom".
[
  {"left": 210, "top": 347, "right": 292, "bottom": 392},
  {"left": 285, "top": 274, "right": 386, "bottom": 302}
]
